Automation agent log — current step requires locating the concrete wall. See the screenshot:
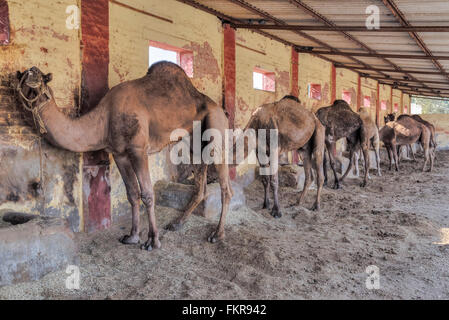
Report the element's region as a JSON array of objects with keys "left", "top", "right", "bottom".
[
  {"left": 0, "top": 0, "right": 412, "bottom": 232},
  {"left": 234, "top": 29, "right": 291, "bottom": 129},
  {"left": 0, "top": 0, "right": 82, "bottom": 231},
  {"left": 298, "top": 53, "right": 332, "bottom": 112}
]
